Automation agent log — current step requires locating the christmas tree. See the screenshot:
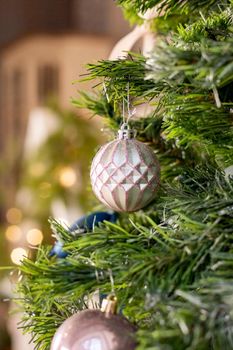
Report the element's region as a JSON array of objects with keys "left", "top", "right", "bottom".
[{"left": 16, "top": 1, "right": 233, "bottom": 349}]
